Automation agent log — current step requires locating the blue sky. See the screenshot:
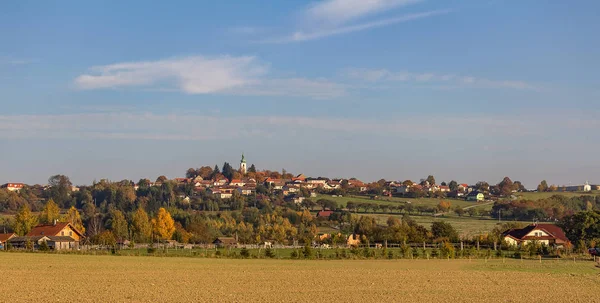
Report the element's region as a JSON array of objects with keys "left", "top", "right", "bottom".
[{"left": 1, "top": 0, "right": 599, "bottom": 187}]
